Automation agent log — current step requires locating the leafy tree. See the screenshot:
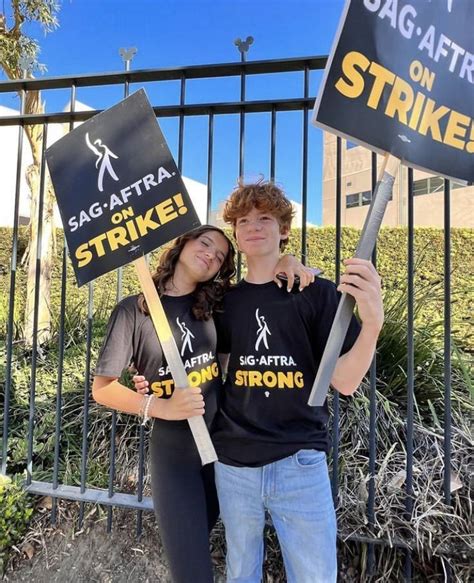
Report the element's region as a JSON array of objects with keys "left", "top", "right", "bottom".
[{"left": 0, "top": 1, "right": 61, "bottom": 344}]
